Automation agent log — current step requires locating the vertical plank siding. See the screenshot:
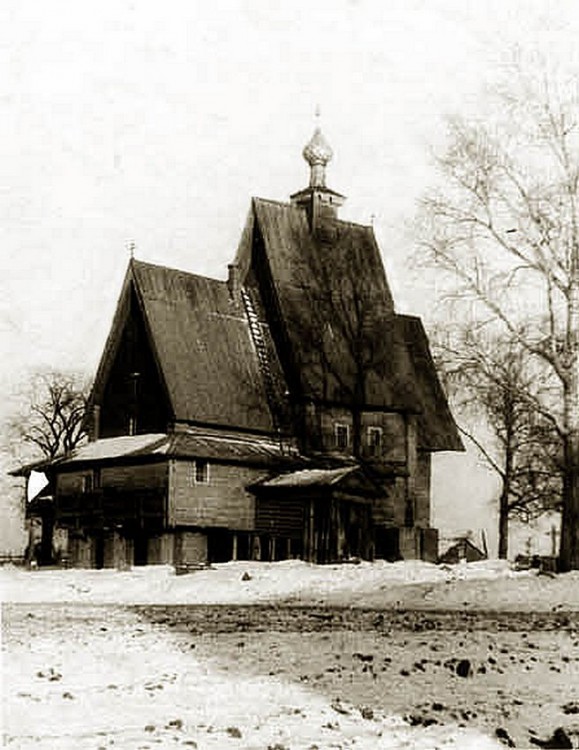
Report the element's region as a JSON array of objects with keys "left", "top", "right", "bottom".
[{"left": 169, "top": 460, "right": 261, "bottom": 530}]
